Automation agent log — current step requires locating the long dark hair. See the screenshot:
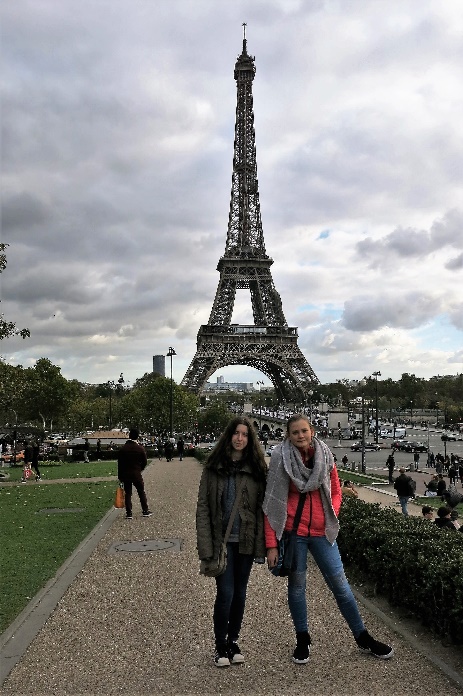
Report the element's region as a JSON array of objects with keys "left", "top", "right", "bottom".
[{"left": 206, "top": 416, "right": 267, "bottom": 480}]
